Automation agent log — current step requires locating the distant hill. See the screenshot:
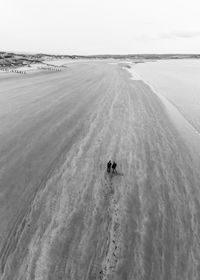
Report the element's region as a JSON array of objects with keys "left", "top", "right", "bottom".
[{"left": 0, "top": 51, "right": 200, "bottom": 68}]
